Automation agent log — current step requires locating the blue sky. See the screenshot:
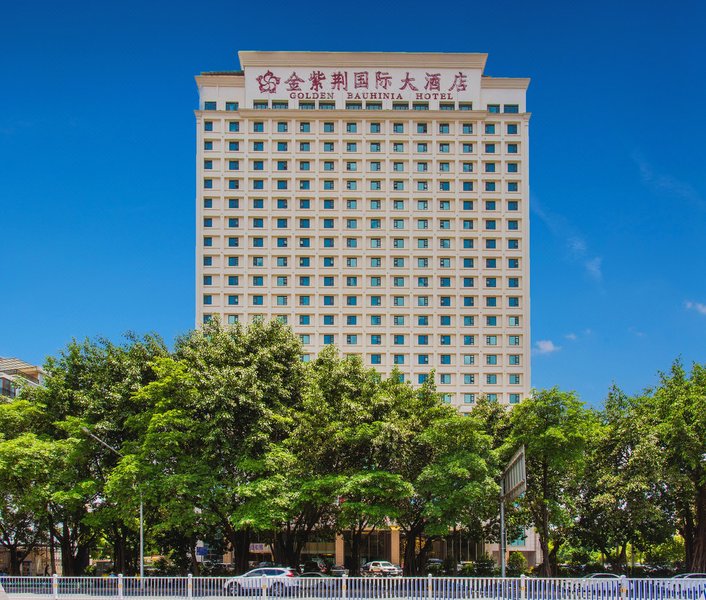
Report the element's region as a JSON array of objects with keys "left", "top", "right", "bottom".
[{"left": 1, "top": 0, "right": 705, "bottom": 406}]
